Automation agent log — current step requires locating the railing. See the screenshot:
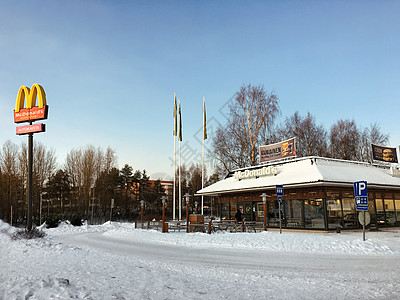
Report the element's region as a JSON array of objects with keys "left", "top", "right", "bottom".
[{"left": 135, "top": 219, "right": 264, "bottom": 234}]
